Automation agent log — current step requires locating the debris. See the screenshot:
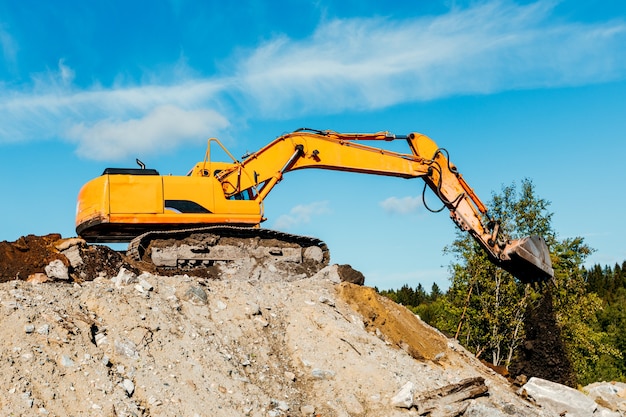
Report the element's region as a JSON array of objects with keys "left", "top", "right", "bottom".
[
  {"left": 122, "top": 379, "right": 135, "bottom": 397},
  {"left": 391, "top": 381, "right": 415, "bottom": 408},
  {"left": 45, "top": 259, "right": 69, "bottom": 280},
  {"left": 0, "top": 233, "right": 606, "bottom": 416},
  {"left": 415, "top": 377, "right": 488, "bottom": 416}
]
